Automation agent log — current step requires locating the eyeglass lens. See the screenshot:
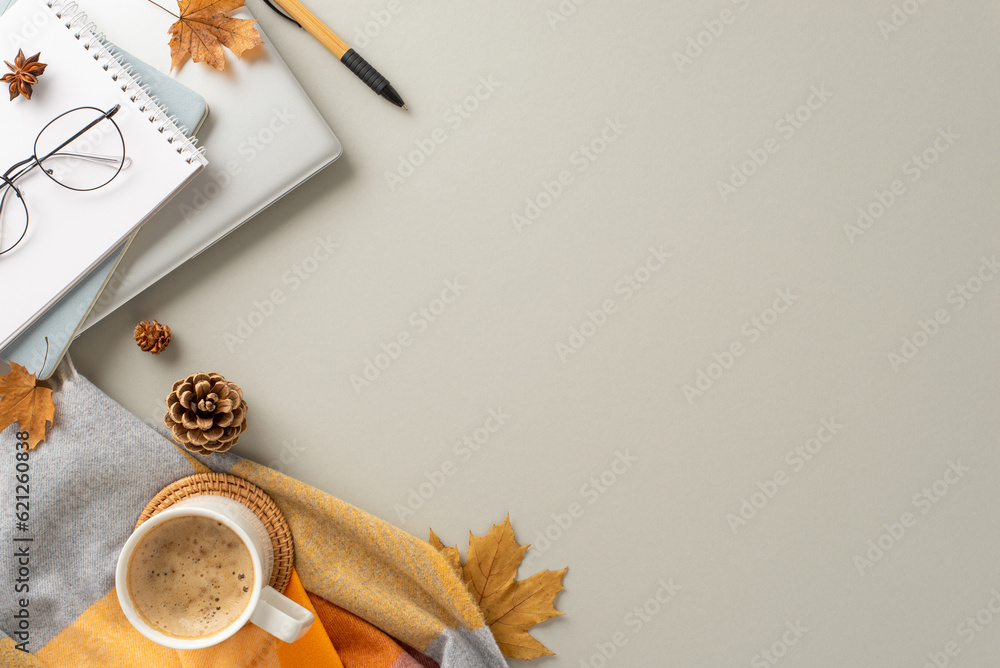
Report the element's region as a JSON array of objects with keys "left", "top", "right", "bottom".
[
  {"left": 0, "top": 186, "right": 28, "bottom": 255},
  {"left": 34, "top": 107, "right": 126, "bottom": 191}
]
